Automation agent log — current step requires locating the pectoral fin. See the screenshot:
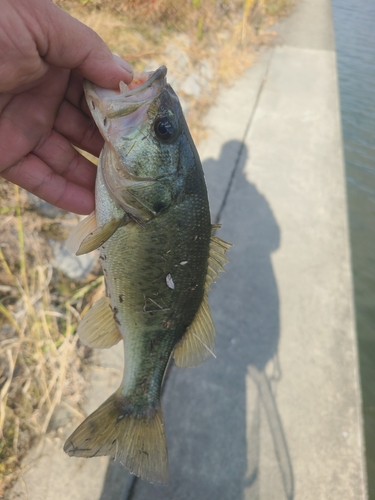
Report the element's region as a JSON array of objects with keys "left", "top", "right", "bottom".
[
  {"left": 77, "top": 295, "right": 122, "bottom": 349},
  {"left": 66, "top": 212, "right": 128, "bottom": 256},
  {"left": 66, "top": 211, "right": 97, "bottom": 255}
]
